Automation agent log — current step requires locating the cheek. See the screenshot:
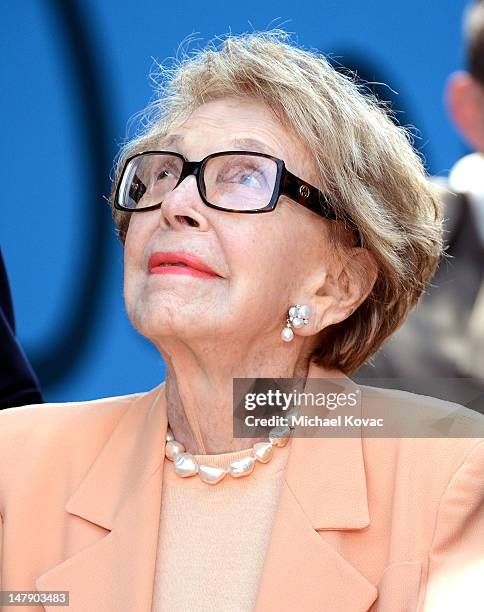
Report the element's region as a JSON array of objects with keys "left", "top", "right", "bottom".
[
  {"left": 123, "top": 238, "right": 138, "bottom": 292},
  {"left": 229, "top": 207, "right": 328, "bottom": 300},
  {"left": 123, "top": 217, "right": 152, "bottom": 294},
  {"left": 124, "top": 214, "right": 153, "bottom": 267},
  {"left": 223, "top": 218, "right": 272, "bottom": 269},
  {"left": 221, "top": 215, "right": 299, "bottom": 297}
]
